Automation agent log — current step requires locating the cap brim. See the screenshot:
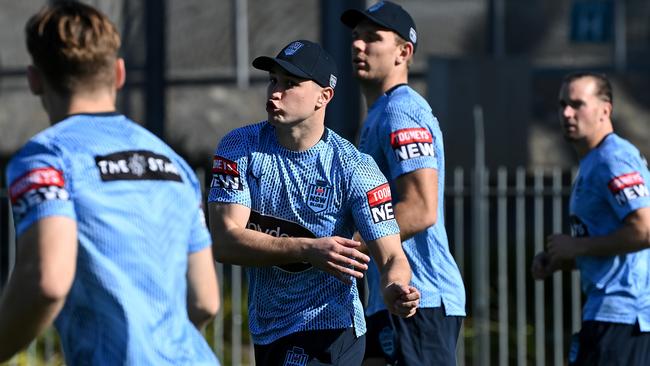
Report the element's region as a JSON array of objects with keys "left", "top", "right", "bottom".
[
  {"left": 341, "top": 8, "right": 392, "bottom": 31},
  {"left": 252, "top": 56, "right": 311, "bottom": 80}
]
